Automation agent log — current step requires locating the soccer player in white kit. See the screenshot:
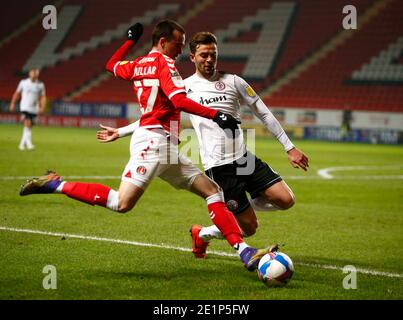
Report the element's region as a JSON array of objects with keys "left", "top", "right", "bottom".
[
  {"left": 9, "top": 68, "right": 46, "bottom": 150},
  {"left": 20, "top": 21, "right": 276, "bottom": 272},
  {"left": 184, "top": 32, "right": 309, "bottom": 258}
]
